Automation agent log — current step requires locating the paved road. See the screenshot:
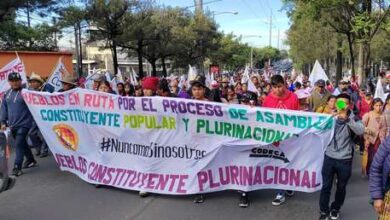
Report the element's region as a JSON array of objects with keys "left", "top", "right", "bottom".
[{"left": 0, "top": 153, "right": 376, "bottom": 220}]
